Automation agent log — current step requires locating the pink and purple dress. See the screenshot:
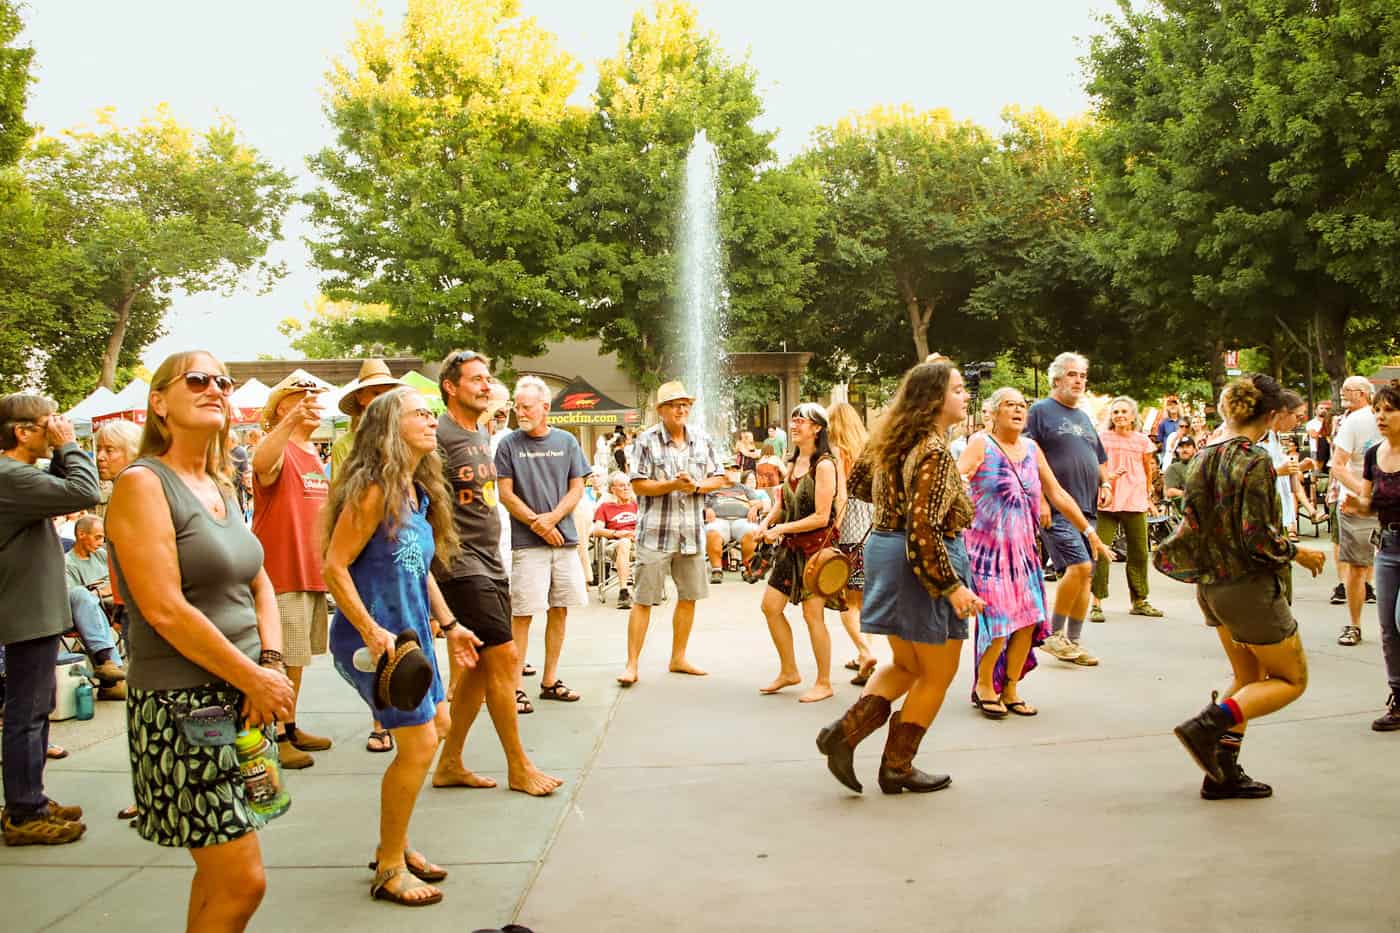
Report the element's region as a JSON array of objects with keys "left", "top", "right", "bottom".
[{"left": 965, "top": 437, "right": 1051, "bottom": 693}]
